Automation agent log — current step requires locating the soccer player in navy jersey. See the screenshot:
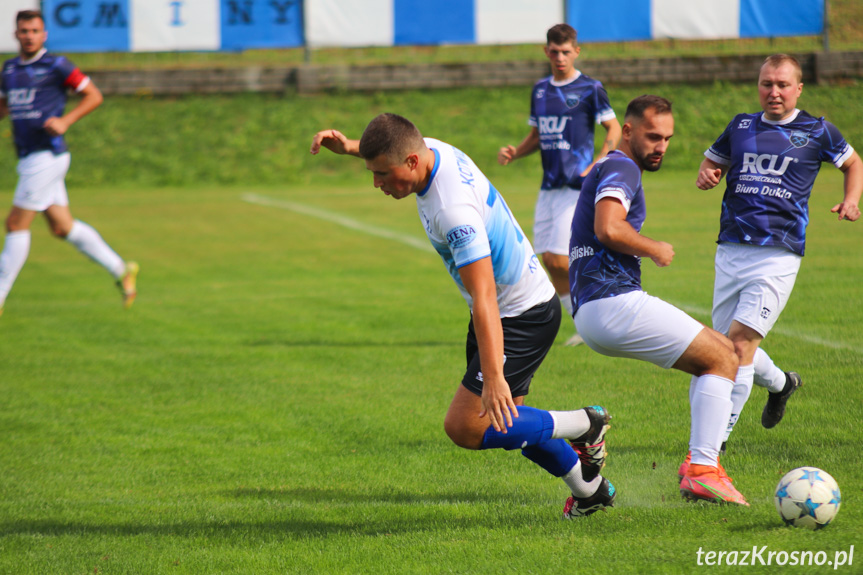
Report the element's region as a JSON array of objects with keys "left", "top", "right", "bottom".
[
  {"left": 690, "top": 54, "right": 862, "bottom": 460},
  {"left": 0, "top": 10, "right": 137, "bottom": 317},
  {"left": 569, "top": 95, "right": 749, "bottom": 506},
  {"left": 311, "top": 114, "right": 615, "bottom": 518},
  {"left": 498, "top": 24, "right": 620, "bottom": 347}
]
